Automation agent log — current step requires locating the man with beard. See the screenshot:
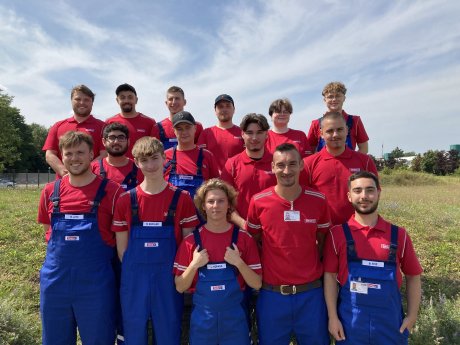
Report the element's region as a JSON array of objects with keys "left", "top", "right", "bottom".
[
  {"left": 246, "top": 143, "right": 331, "bottom": 345},
  {"left": 43, "top": 85, "right": 107, "bottom": 177},
  {"left": 106, "top": 83, "right": 157, "bottom": 158},
  {"left": 323, "top": 171, "right": 422, "bottom": 344},
  {"left": 92, "top": 122, "right": 143, "bottom": 191},
  {"left": 220, "top": 113, "right": 276, "bottom": 229},
  {"left": 197, "top": 94, "right": 244, "bottom": 172},
  {"left": 38, "top": 131, "right": 123, "bottom": 344}
]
